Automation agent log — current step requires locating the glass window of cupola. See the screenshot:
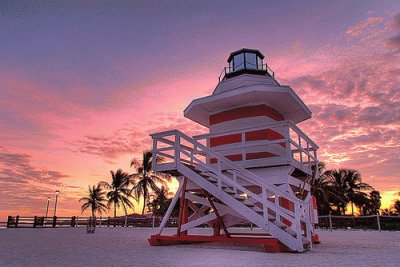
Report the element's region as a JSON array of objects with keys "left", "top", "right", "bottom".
[
  {"left": 245, "top": 52, "right": 257, "bottom": 69},
  {"left": 257, "top": 56, "right": 263, "bottom": 70},
  {"left": 233, "top": 53, "right": 244, "bottom": 71}
]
